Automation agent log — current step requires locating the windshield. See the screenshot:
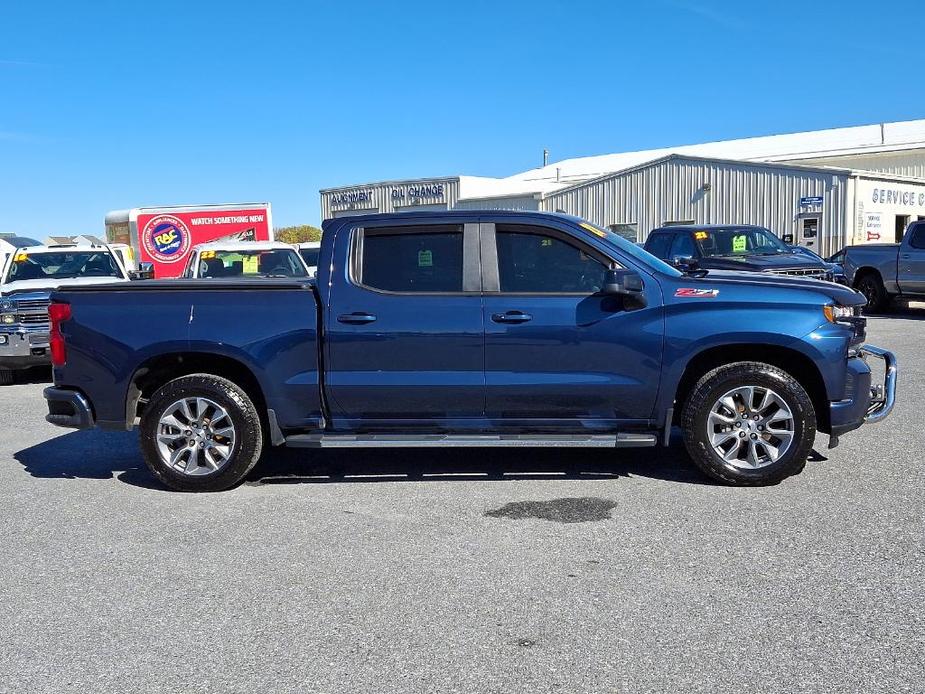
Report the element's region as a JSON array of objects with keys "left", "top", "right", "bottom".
[
  {"left": 198, "top": 249, "right": 308, "bottom": 279},
  {"left": 299, "top": 248, "right": 320, "bottom": 268},
  {"left": 576, "top": 220, "right": 682, "bottom": 277},
  {"left": 693, "top": 227, "right": 789, "bottom": 257},
  {"left": 3, "top": 250, "right": 121, "bottom": 283}
]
